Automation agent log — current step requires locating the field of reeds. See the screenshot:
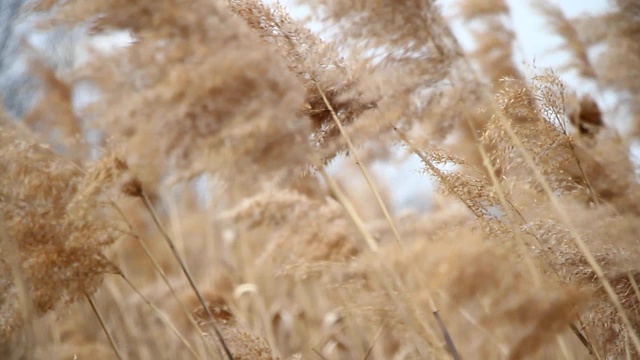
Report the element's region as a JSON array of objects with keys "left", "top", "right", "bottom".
[{"left": 1, "top": 0, "right": 640, "bottom": 359}]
